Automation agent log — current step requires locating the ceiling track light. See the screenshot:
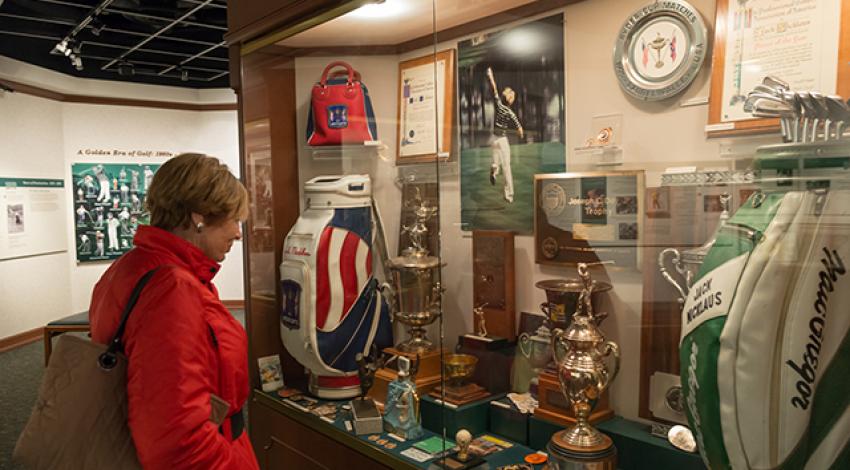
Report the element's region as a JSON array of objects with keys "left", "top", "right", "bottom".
[
  {"left": 90, "top": 18, "right": 105, "bottom": 36},
  {"left": 118, "top": 62, "right": 135, "bottom": 77},
  {"left": 53, "top": 39, "right": 68, "bottom": 55},
  {"left": 178, "top": 67, "right": 189, "bottom": 82}
]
